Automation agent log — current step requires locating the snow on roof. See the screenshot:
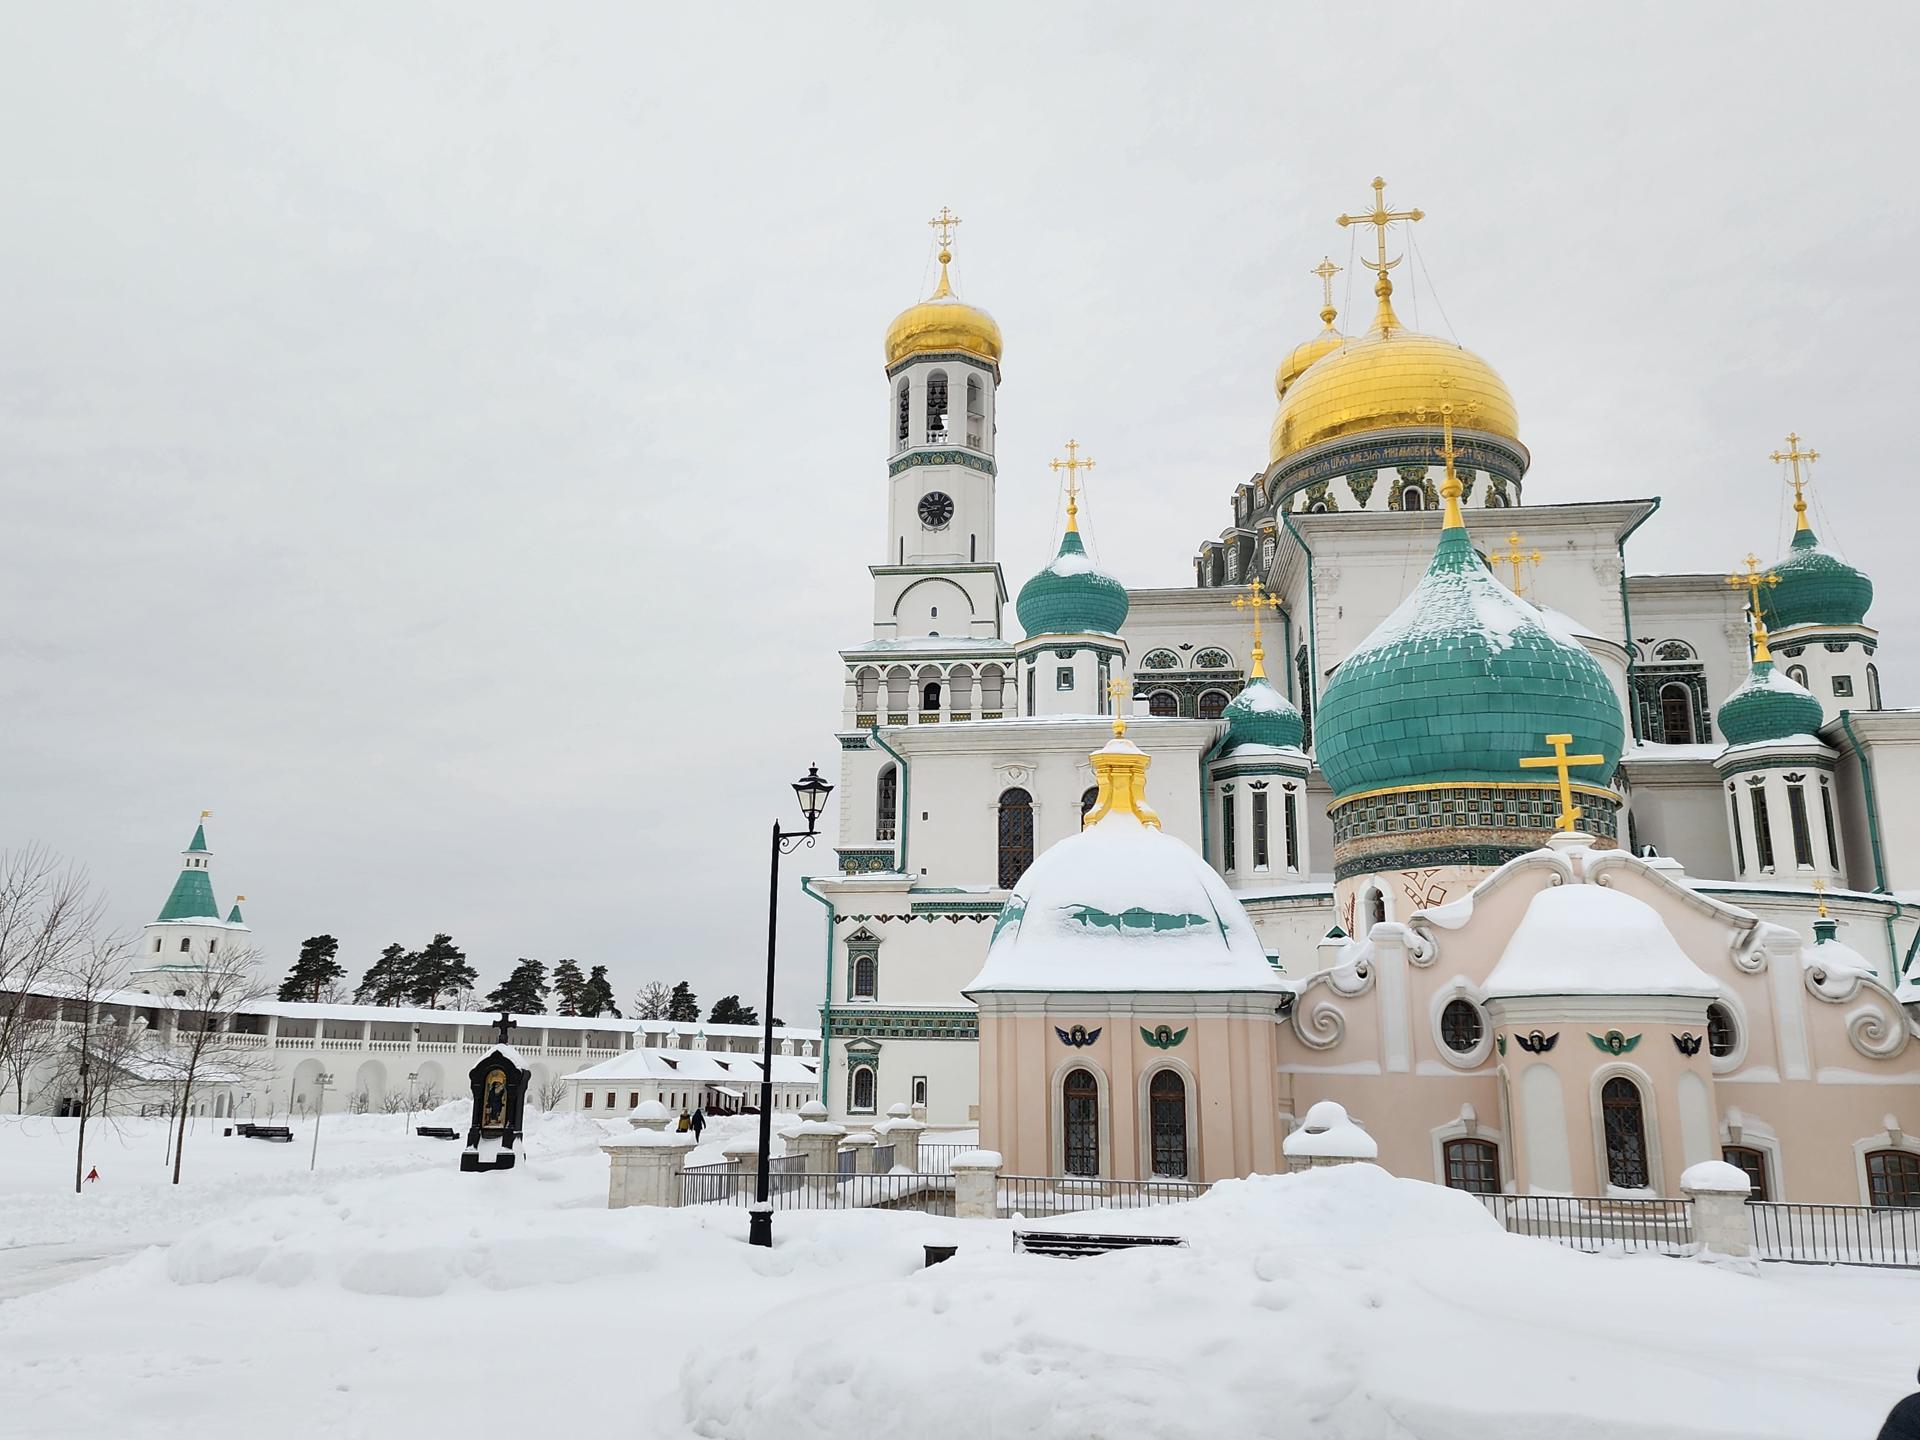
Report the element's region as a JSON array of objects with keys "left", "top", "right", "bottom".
[
  {"left": 1534, "top": 603, "right": 1610, "bottom": 646},
  {"left": 1484, "top": 883, "right": 1717, "bottom": 998},
  {"left": 967, "top": 806, "right": 1281, "bottom": 995},
  {"left": 566, "top": 1048, "right": 819, "bottom": 1086},
  {"left": 639, "top": 1018, "right": 821, "bottom": 1041},
  {"left": 1622, "top": 742, "right": 1728, "bottom": 763}
]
